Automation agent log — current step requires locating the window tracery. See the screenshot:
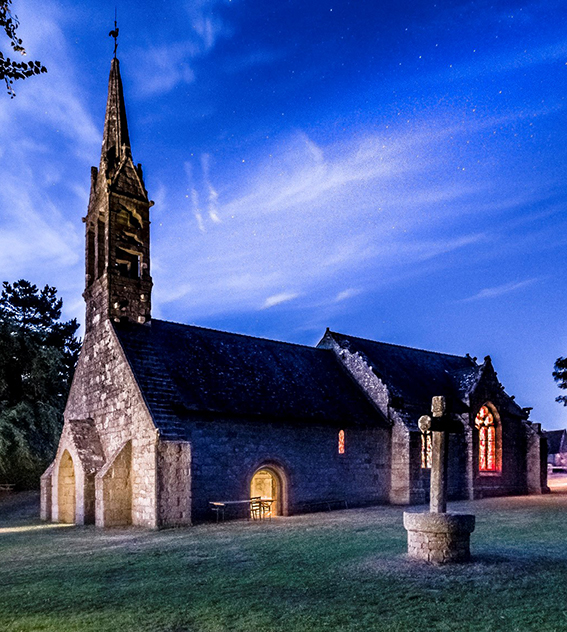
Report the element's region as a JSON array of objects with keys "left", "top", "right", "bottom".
[{"left": 475, "top": 405, "right": 497, "bottom": 471}]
